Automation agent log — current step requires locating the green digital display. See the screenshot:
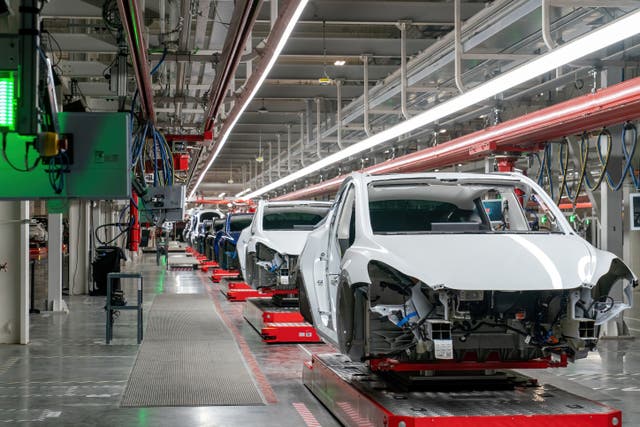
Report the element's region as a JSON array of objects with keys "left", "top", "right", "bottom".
[{"left": 0, "top": 71, "right": 16, "bottom": 131}]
